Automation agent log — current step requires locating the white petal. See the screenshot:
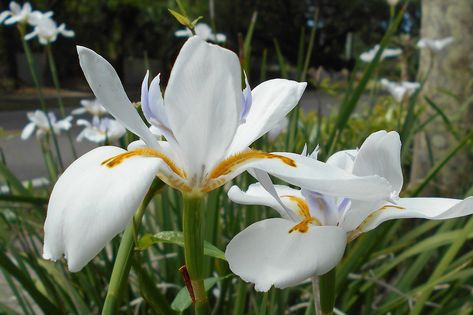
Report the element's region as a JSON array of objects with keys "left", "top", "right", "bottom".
[
  {"left": 164, "top": 36, "right": 242, "bottom": 174},
  {"left": 228, "top": 183, "right": 302, "bottom": 220},
  {"left": 359, "top": 197, "right": 473, "bottom": 233},
  {"left": 228, "top": 79, "right": 307, "bottom": 154},
  {"left": 352, "top": 131, "right": 403, "bottom": 195},
  {"left": 21, "top": 122, "right": 36, "bottom": 140},
  {"left": 77, "top": 46, "right": 160, "bottom": 151},
  {"left": 43, "top": 146, "right": 163, "bottom": 272},
  {"left": 222, "top": 152, "right": 392, "bottom": 201},
  {"left": 0, "top": 11, "right": 11, "bottom": 24},
  {"left": 326, "top": 149, "right": 357, "bottom": 172},
  {"left": 225, "top": 218, "right": 346, "bottom": 291}
]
